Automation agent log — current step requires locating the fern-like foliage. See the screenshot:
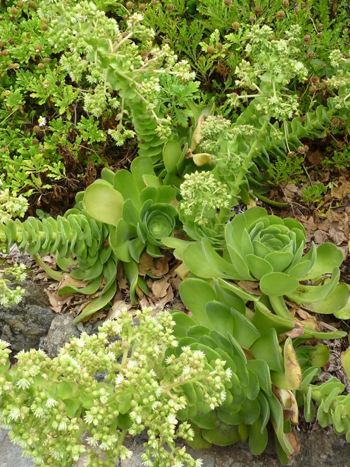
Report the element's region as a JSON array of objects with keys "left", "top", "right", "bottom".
[{"left": 264, "top": 105, "right": 331, "bottom": 158}]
